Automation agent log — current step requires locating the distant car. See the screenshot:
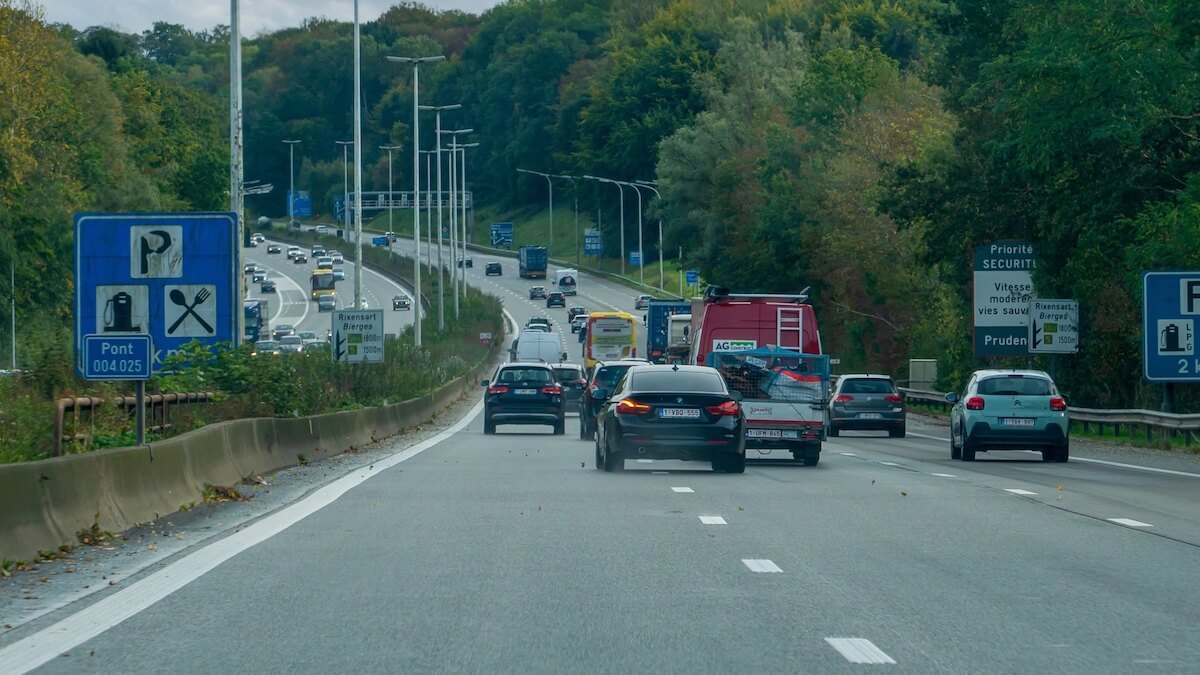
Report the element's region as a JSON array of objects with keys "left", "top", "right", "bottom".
[
  {"left": 458, "top": 257, "right": 473, "bottom": 268},
  {"left": 317, "top": 295, "right": 336, "bottom": 312},
  {"left": 578, "top": 358, "right": 652, "bottom": 440},
  {"left": 246, "top": 238, "right": 258, "bottom": 248},
  {"left": 329, "top": 251, "right": 345, "bottom": 264},
  {"left": 529, "top": 286, "right": 547, "bottom": 300},
  {"left": 297, "top": 331, "right": 317, "bottom": 342},
  {"left": 553, "top": 363, "right": 588, "bottom": 409},
  {"left": 304, "top": 341, "right": 330, "bottom": 352},
  {"left": 312, "top": 246, "right": 326, "bottom": 257},
  {"left": 634, "top": 294, "right": 653, "bottom": 310},
  {"left": 243, "top": 262, "right": 257, "bottom": 275},
  {"left": 253, "top": 340, "right": 280, "bottom": 356},
  {"left": 485, "top": 261, "right": 502, "bottom": 276},
  {"left": 260, "top": 279, "right": 277, "bottom": 293},
  {"left": 315, "top": 225, "right": 328, "bottom": 235},
  {"left": 481, "top": 363, "right": 566, "bottom": 435},
  {"left": 546, "top": 291, "right": 566, "bottom": 308},
  {"left": 594, "top": 364, "right": 746, "bottom": 473},
  {"left": 392, "top": 294, "right": 412, "bottom": 310},
  {"left": 278, "top": 335, "right": 304, "bottom": 354},
  {"left": 293, "top": 254, "right": 308, "bottom": 264},
  {"left": 333, "top": 267, "right": 345, "bottom": 281},
  {"left": 316, "top": 256, "right": 333, "bottom": 270},
  {"left": 252, "top": 270, "right": 266, "bottom": 282},
  {"left": 273, "top": 324, "right": 295, "bottom": 340},
  {"left": 947, "top": 369, "right": 1069, "bottom": 462},
  {"left": 567, "top": 306, "right": 587, "bottom": 323},
  {"left": 251, "top": 232, "right": 265, "bottom": 243},
  {"left": 526, "top": 317, "right": 552, "bottom": 332},
  {"left": 287, "top": 246, "right": 302, "bottom": 259},
  {"left": 385, "top": 231, "right": 398, "bottom": 242},
  {"left": 828, "top": 374, "right": 906, "bottom": 438},
  {"left": 267, "top": 244, "right": 282, "bottom": 254},
  {"left": 570, "top": 314, "right": 590, "bottom": 334}
]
